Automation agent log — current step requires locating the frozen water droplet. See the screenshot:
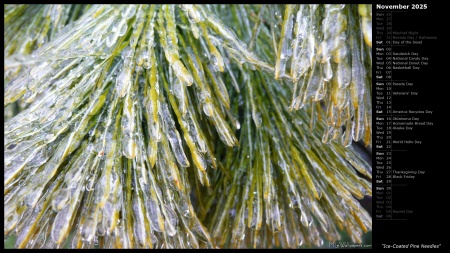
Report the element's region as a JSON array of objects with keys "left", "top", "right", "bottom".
[
  {"left": 236, "top": 120, "right": 241, "bottom": 130},
  {"left": 5, "top": 211, "right": 18, "bottom": 233},
  {"left": 52, "top": 188, "right": 70, "bottom": 211},
  {"left": 51, "top": 207, "right": 70, "bottom": 244},
  {"left": 146, "top": 199, "right": 162, "bottom": 232},
  {"left": 24, "top": 188, "right": 43, "bottom": 207},
  {"left": 79, "top": 35, "right": 93, "bottom": 50},
  {"left": 118, "top": 23, "right": 128, "bottom": 37},
  {"left": 202, "top": 102, "right": 214, "bottom": 117},
  {"left": 211, "top": 55, "right": 218, "bottom": 66},
  {"left": 164, "top": 205, "right": 178, "bottom": 236},
  {"left": 181, "top": 5, "right": 204, "bottom": 23},
  {"left": 86, "top": 177, "right": 95, "bottom": 191},
  {"left": 81, "top": 218, "right": 95, "bottom": 242},
  {"left": 122, "top": 5, "right": 137, "bottom": 20},
  {"left": 106, "top": 33, "right": 116, "bottom": 47}
]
